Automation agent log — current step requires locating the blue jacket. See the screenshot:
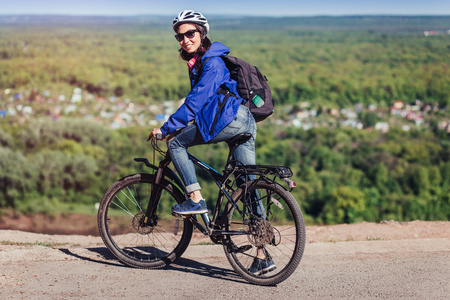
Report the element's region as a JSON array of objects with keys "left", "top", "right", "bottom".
[{"left": 160, "top": 42, "right": 244, "bottom": 142}]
